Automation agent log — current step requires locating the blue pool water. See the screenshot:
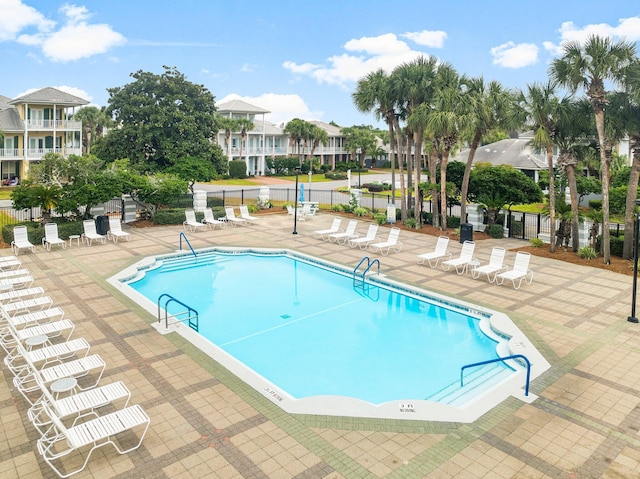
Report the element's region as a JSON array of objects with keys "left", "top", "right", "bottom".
[{"left": 128, "top": 251, "right": 511, "bottom": 405}]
